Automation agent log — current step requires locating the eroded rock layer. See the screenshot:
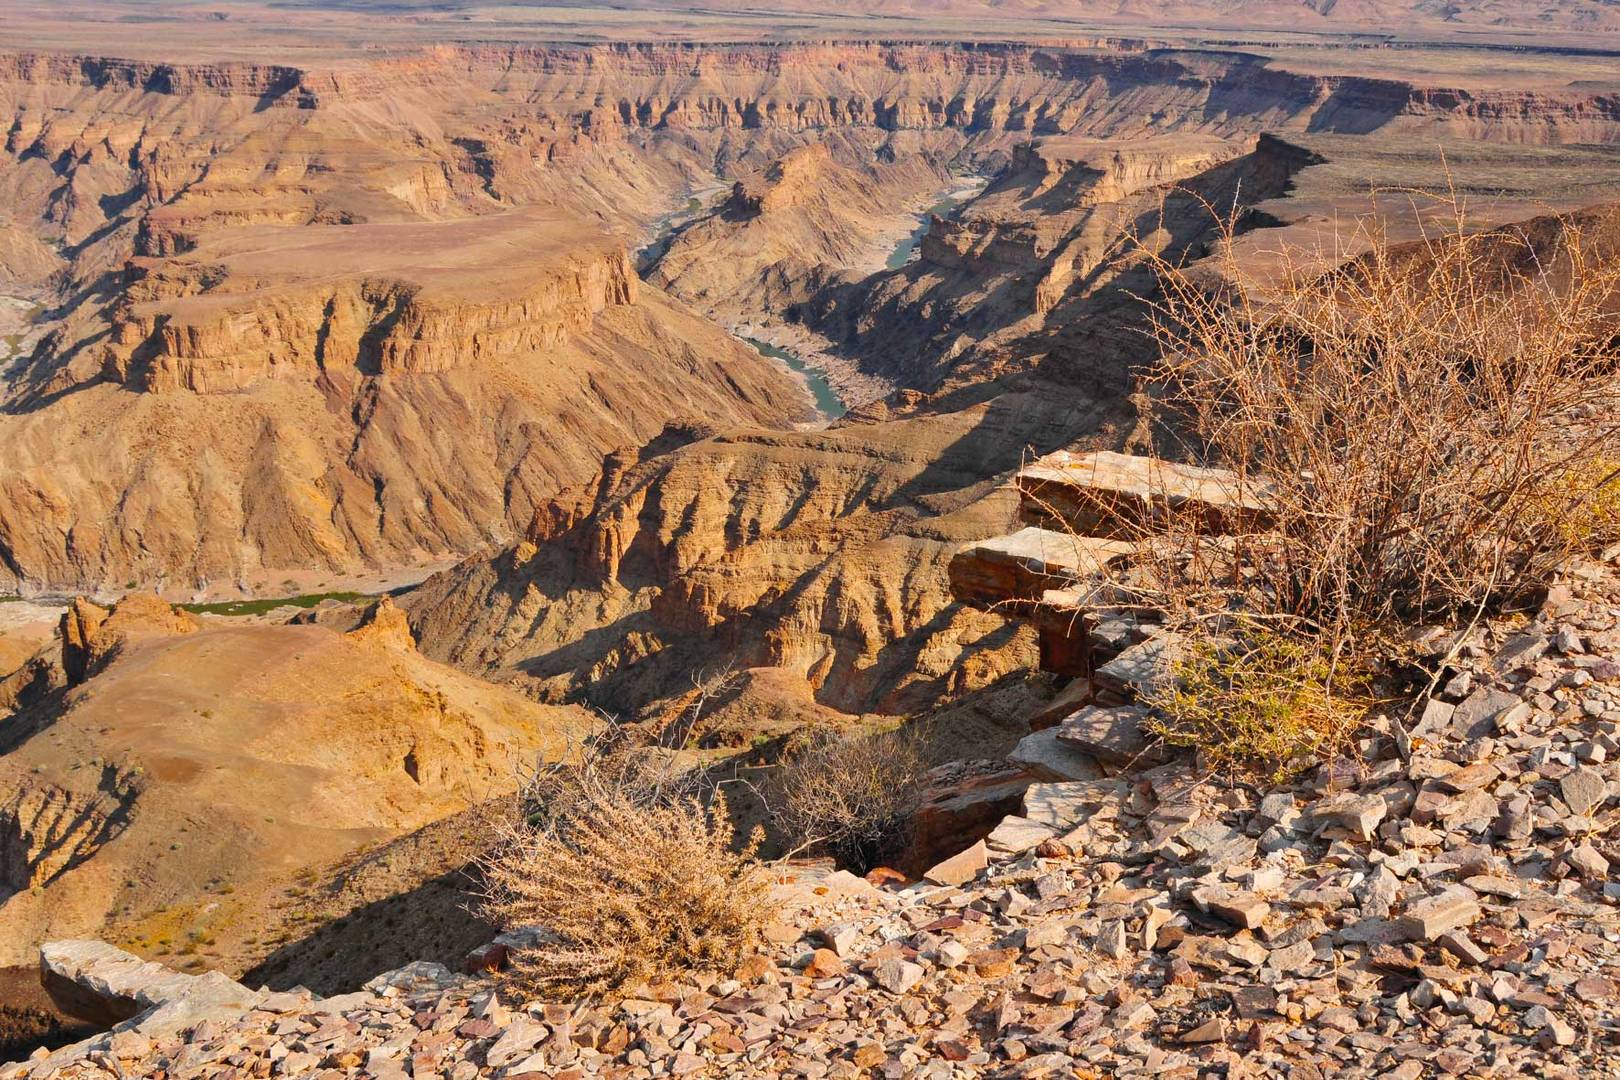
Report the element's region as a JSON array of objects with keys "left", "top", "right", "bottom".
[{"left": 3, "top": 40, "right": 1618, "bottom": 591}]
